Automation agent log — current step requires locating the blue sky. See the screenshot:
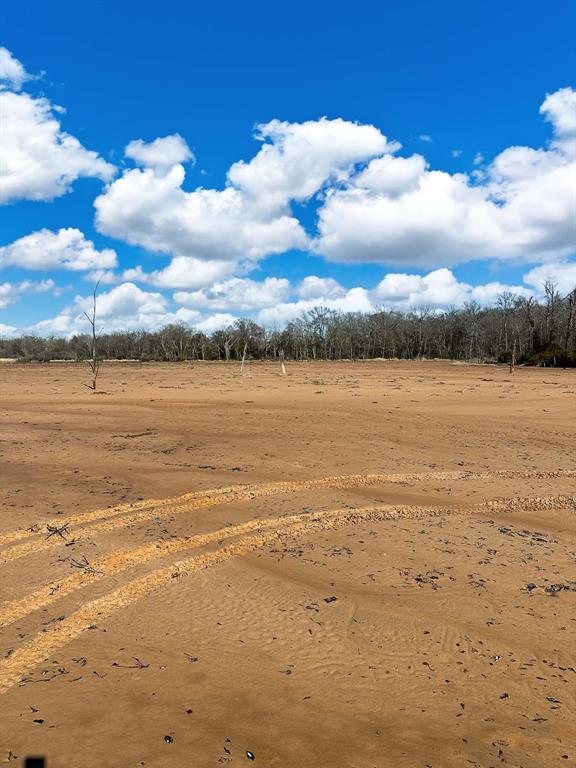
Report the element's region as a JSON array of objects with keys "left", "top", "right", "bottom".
[{"left": 0, "top": 0, "right": 575, "bottom": 334}]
